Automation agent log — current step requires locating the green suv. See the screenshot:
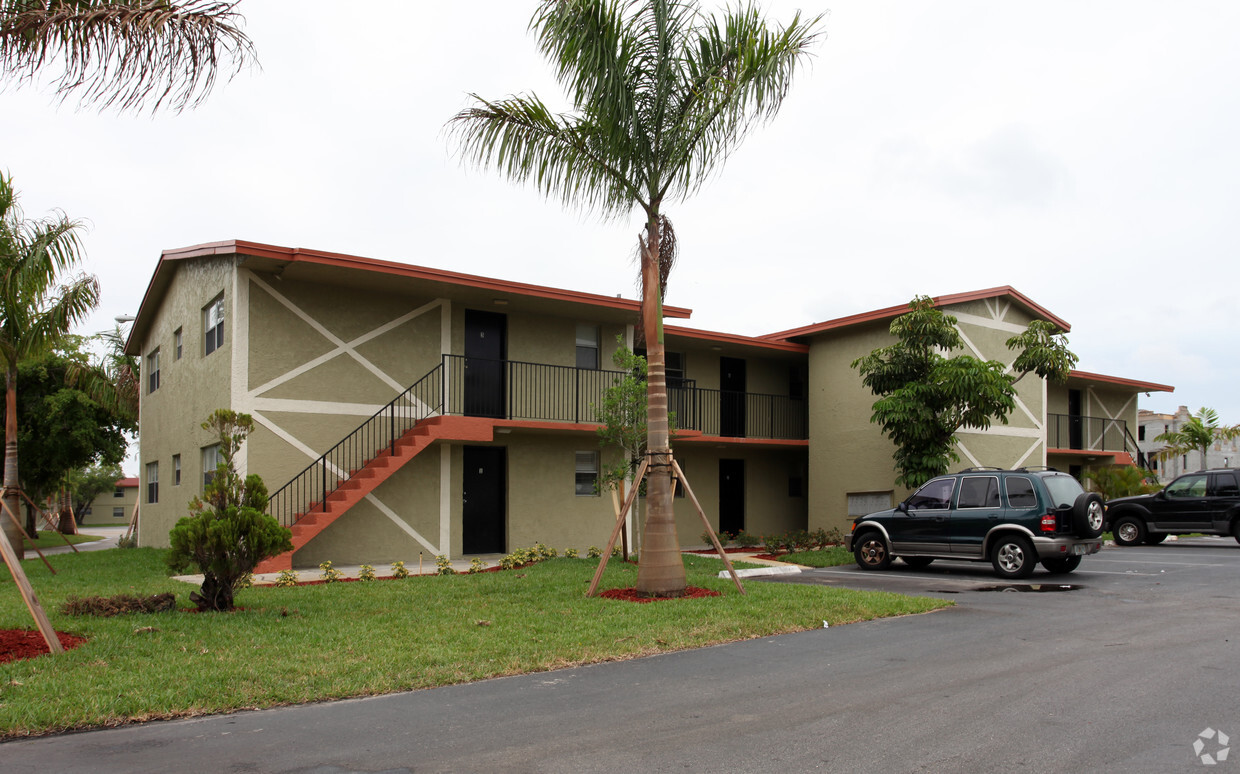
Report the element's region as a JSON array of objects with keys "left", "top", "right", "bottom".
[{"left": 845, "top": 468, "right": 1105, "bottom": 579}]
